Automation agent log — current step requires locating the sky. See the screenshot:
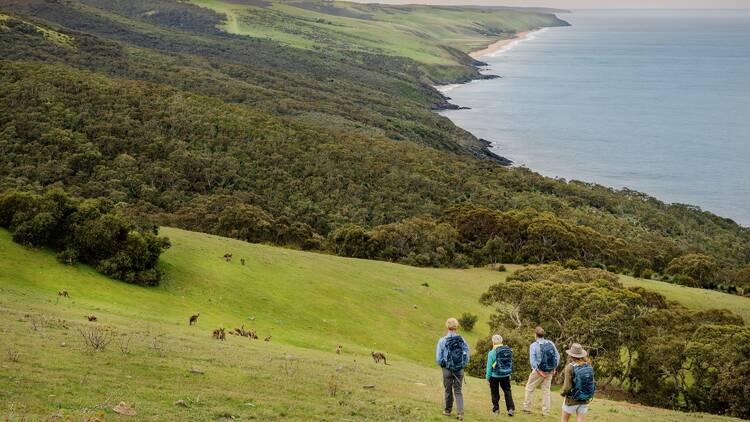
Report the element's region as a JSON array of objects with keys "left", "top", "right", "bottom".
[{"left": 351, "top": 0, "right": 750, "bottom": 8}]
